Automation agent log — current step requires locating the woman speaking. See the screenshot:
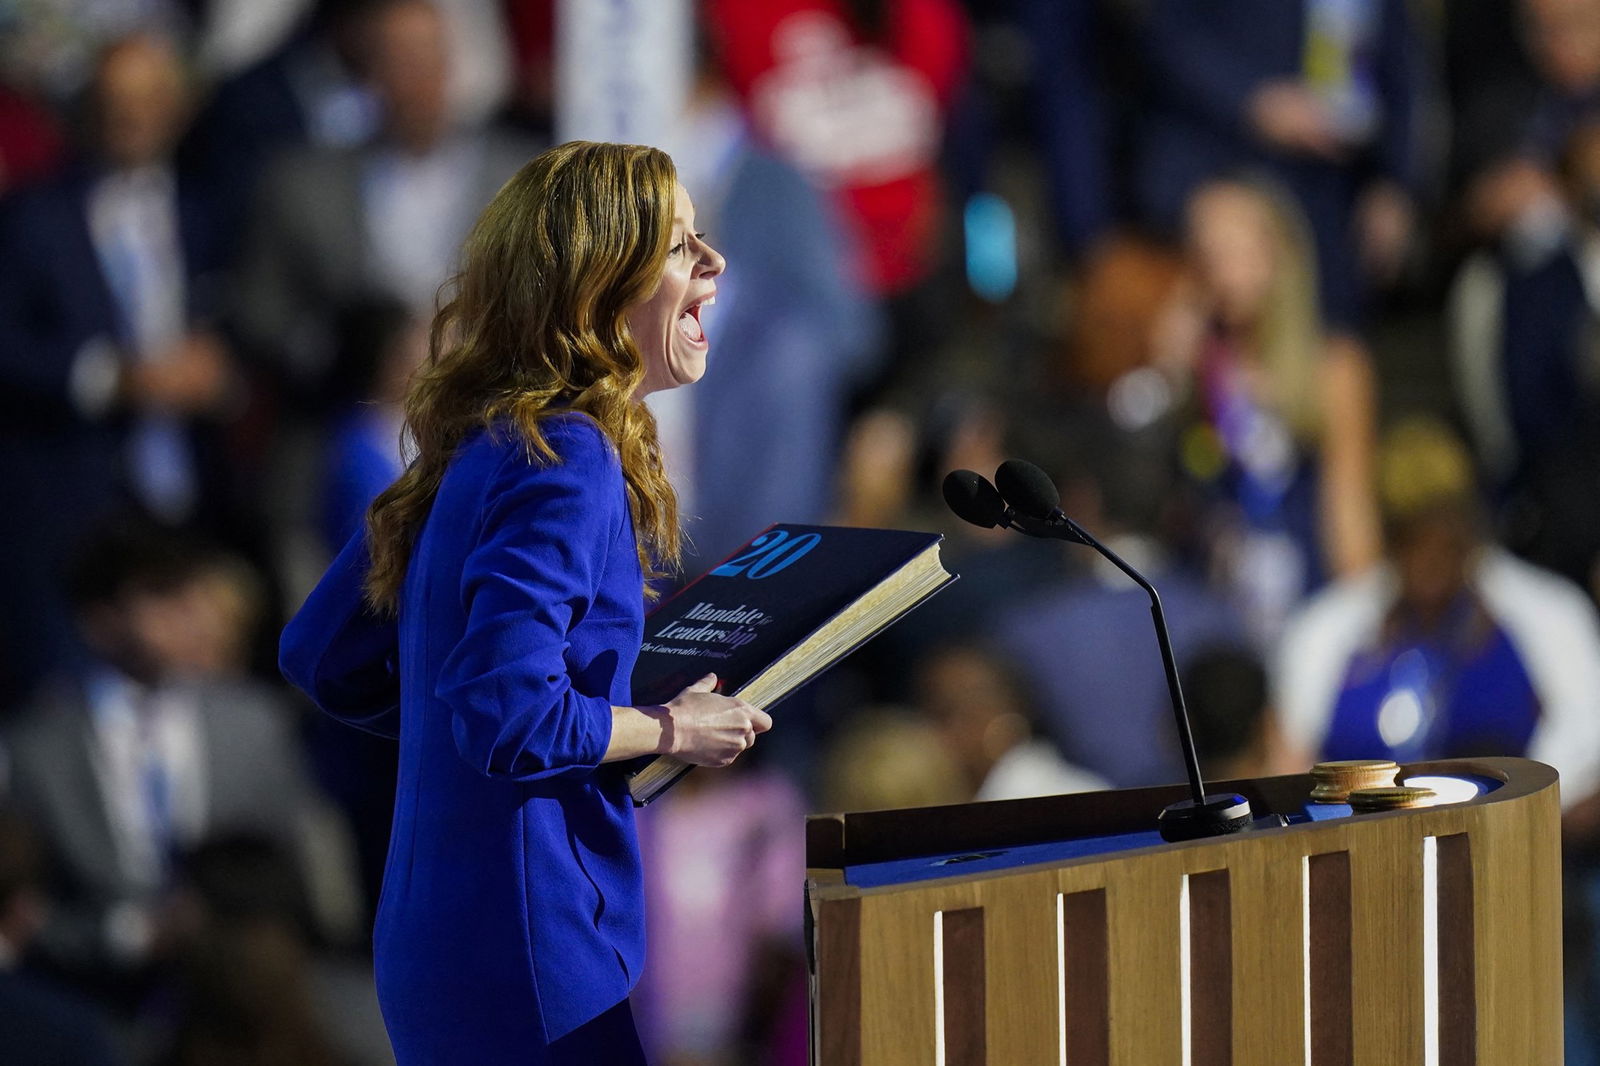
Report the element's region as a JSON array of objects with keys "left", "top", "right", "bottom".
[{"left": 280, "top": 141, "right": 771, "bottom": 1064}]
